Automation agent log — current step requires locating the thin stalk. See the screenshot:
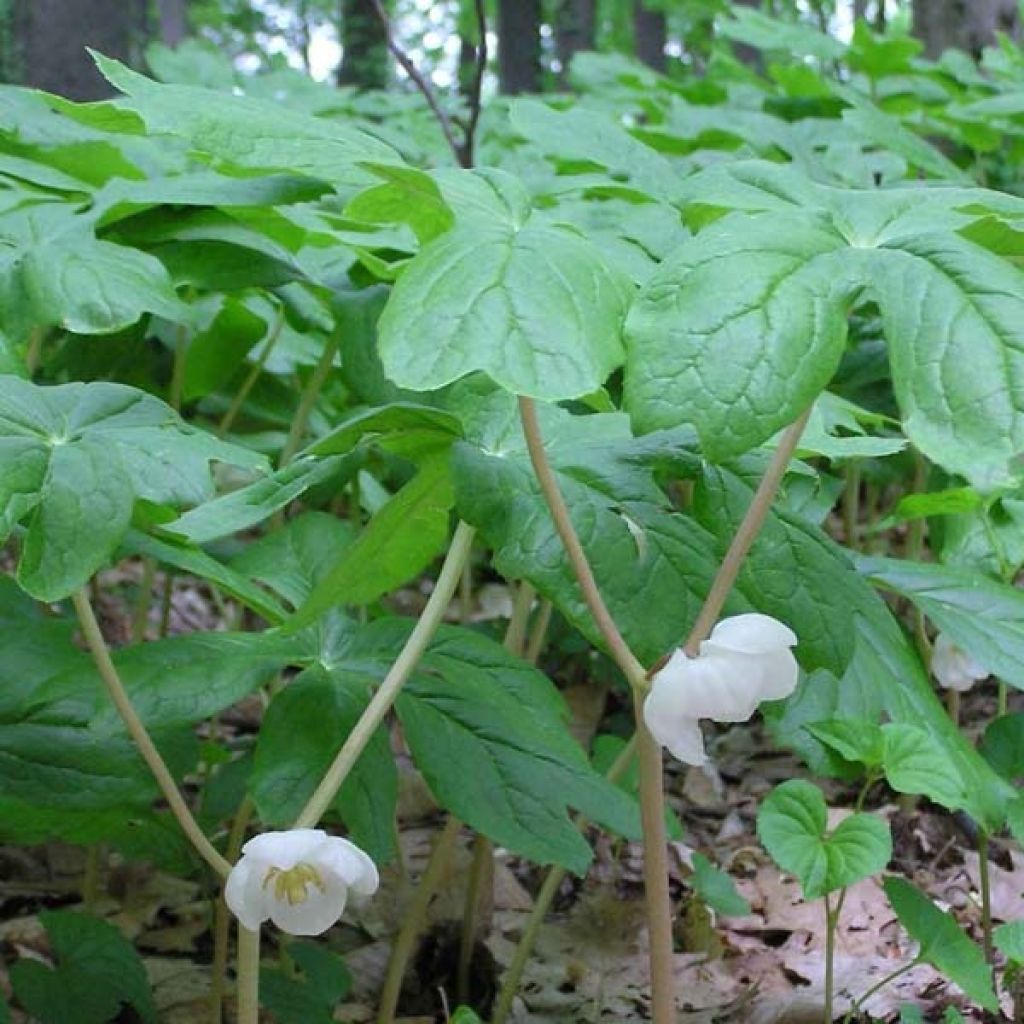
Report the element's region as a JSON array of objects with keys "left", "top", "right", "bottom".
[
  {"left": 130, "top": 558, "right": 156, "bottom": 644},
  {"left": 492, "top": 736, "right": 637, "bottom": 1024},
  {"left": 169, "top": 322, "right": 189, "bottom": 412},
  {"left": 279, "top": 331, "right": 340, "bottom": 469},
  {"left": 525, "top": 599, "right": 553, "bottom": 664},
  {"left": 459, "top": 559, "right": 474, "bottom": 624},
  {"left": 998, "top": 680, "right": 1009, "bottom": 718},
  {"left": 457, "top": 832, "right": 491, "bottom": 1003},
  {"left": 235, "top": 926, "right": 261, "bottom": 1024},
  {"left": 946, "top": 688, "right": 961, "bottom": 726},
  {"left": 518, "top": 396, "right": 673, "bottom": 1021},
  {"left": 824, "top": 895, "right": 836, "bottom": 1024},
  {"left": 294, "top": 521, "right": 476, "bottom": 828},
  {"left": 978, "top": 831, "right": 994, "bottom": 964},
  {"left": 81, "top": 845, "right": 102, "bottom": 911},
  {"left": 218, "top": 305, "right": 285, "bottom": 437},
  {"left": 25, "top": 326, "right": 44, "bottom": 377},
  {"left": 211, "top": 797, "right": 256, "bottom": 1023},
  {"left": 377, "top": 816, "right": 463, "bottom": 1024},
  {"left": 842, "top": 460, "right": 861, "bottom": 551},
  {"left": 906, "top": 452, "right": 929, "bottom": 664},
  {"left": 456, "top": 579, "right": 536, "bottom": 1003},
  {"left": 71, "top": 589, "right": 231, "bottom": 878},
  {"left": 683, "top": 407, "right": 813, "bottom": 652},
  {"left": 159, "top": 572, "right": 174, "bottom": 637},
  {"left": 842, "top": 960, "right": 918, "bottom": 1023}
]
